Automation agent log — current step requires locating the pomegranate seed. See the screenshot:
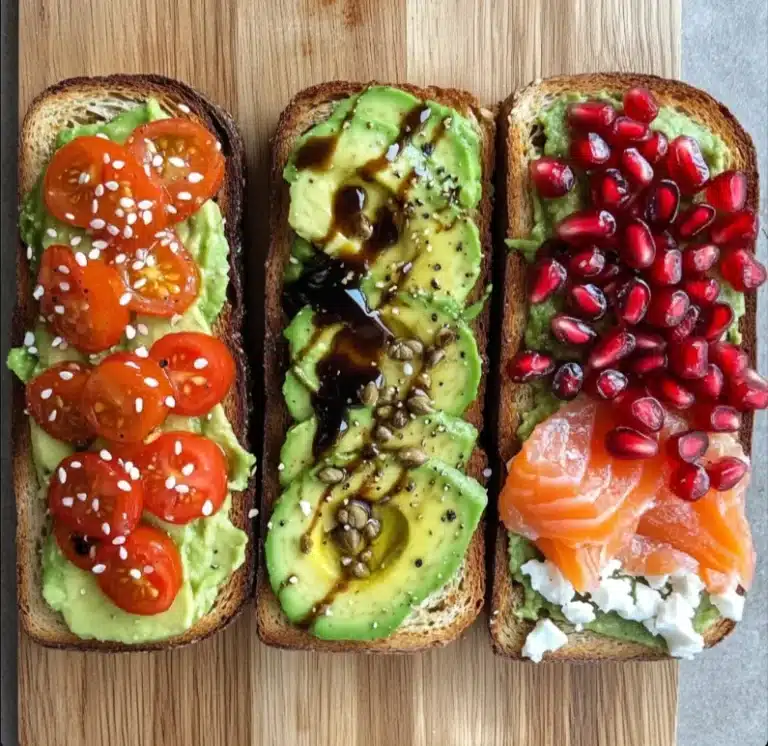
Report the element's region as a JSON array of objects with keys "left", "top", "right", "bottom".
[
  {"left": 529, "top": 257, "right": 568, "bottom": 303},
  {"left": 621, "top": 218, "right": 656, "bottom": 269},
  {"left": 645, "top": 180, "right": 680, "bottom": 226},
  {"left": 593, "top": 259, "right": 622, "bottom": 287},
  {"left": 623, "top": 87, "right": 659, "bottom": 123},
  {"left": 675, "top": 203, "right": 716, "bottom": 239},
  {"left": 666, "top": 305, "right": 701, "bottom": 345},
  {"left": 670, "top": 462, "right": 710, "bottom": 501},
  {"left": 666, "top": 136, "right": 710, "bottom": 194},
  {"left": 646, "top": 287, "right": 690, "bottom": 328},
  {"left": 551, "top": 314, "right": 597, "bottom": 346},
  {"left": 637, "top": 130, "right": 669, "bottom": 164},
  {"left": 653, "top": 231, "right": 679, "bottom": 252},
  {"left": 622, "top": 193, "right": 645, "bottom": 219},
  {"left": 690, "top": 364, "right": 725, "bottom": 400},
  {"left": 696, "top": 302, "right": 735, "bottom": 342},
  {"left": 616, "top": 277, "right": 651, "bottom": 325},
  {"left": 628, "top": 351, "right": 668, "bottom": 376},
  {"left": 605, "top": 426, "right": 659, "bottom": 459},
  {"left": 667, "top": 430, "right": 709, "bottom": 464},
  {"left": 727, "top": 368, "right": 768, "bottom": 411},
  {"left": 569, "top": 283, "right": 607, "bottom": 319},
  {"left": 570, "top": 132, "right": 612, "bottom": 168},
  {"left": 506, "top": 351, "right": 556, "bottom": 382},
  {"left": 609, "top": 116, "right": 650, "bottom": 147},
  {"left": 669, "top": 336, "right": 709, "bottom": 379},
  {"left": 620, "top": 148, "right": 654, "bottom": 188},
  {"left": 719, "top": 245, "right": 767, "bottom": 291},
  {"left": 699, "top": 403, "right": 742, "bottom": 432},
  {"left": 567, "top": 100, "right": 617, "bottom": 132},
  {"left": 705, "top": 170, "right": 748, "bottom": 213},
  {"left": 710, "top": 210, "right": 758, "bottom": 245},
  {"left": 649, "top": 373, "right": 695, "bottom": 409},
  {"left": 707, "top": 457, "right": 749, "bottom": 491},
  {"left": 588, "top": 328, "right": 636, "bottom": 369},
  {"left": 552, "top": 362, "right": 584, "bottom": 400},
  {"left": 618, "top": 389, "right": 666, "bottom": 434},
  {"left": 602, "top": 273, "right": 633, "bottom": 308},
  {"left": 594, "top": 369, "right": 629, "bottom": 400},
  {"left": 634, "top": 329, "right": 667, "bottom": 352},
  {"left": 590, "top": 169, "right": 631, "bottom": 211},
  {"left": 682, "top": 243, "right": 720, "bottom": 276},
  {"left": 646, "top": 246, "right": 683, "bottom": 286},
  {"left": 709, "top": 341, "right": 748, "bottom": 377},
  {"left": 556, "top": 210, "right": 617, "bottom": 246},
  {"left": 569, "top": 246, "right": 606, "bottom": 278},
  {"left": 683, "top": 276, "right": 720, "bottom": 307},
  {"left": 529, "top": 157, "right": 575, "bottom": 198}
]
